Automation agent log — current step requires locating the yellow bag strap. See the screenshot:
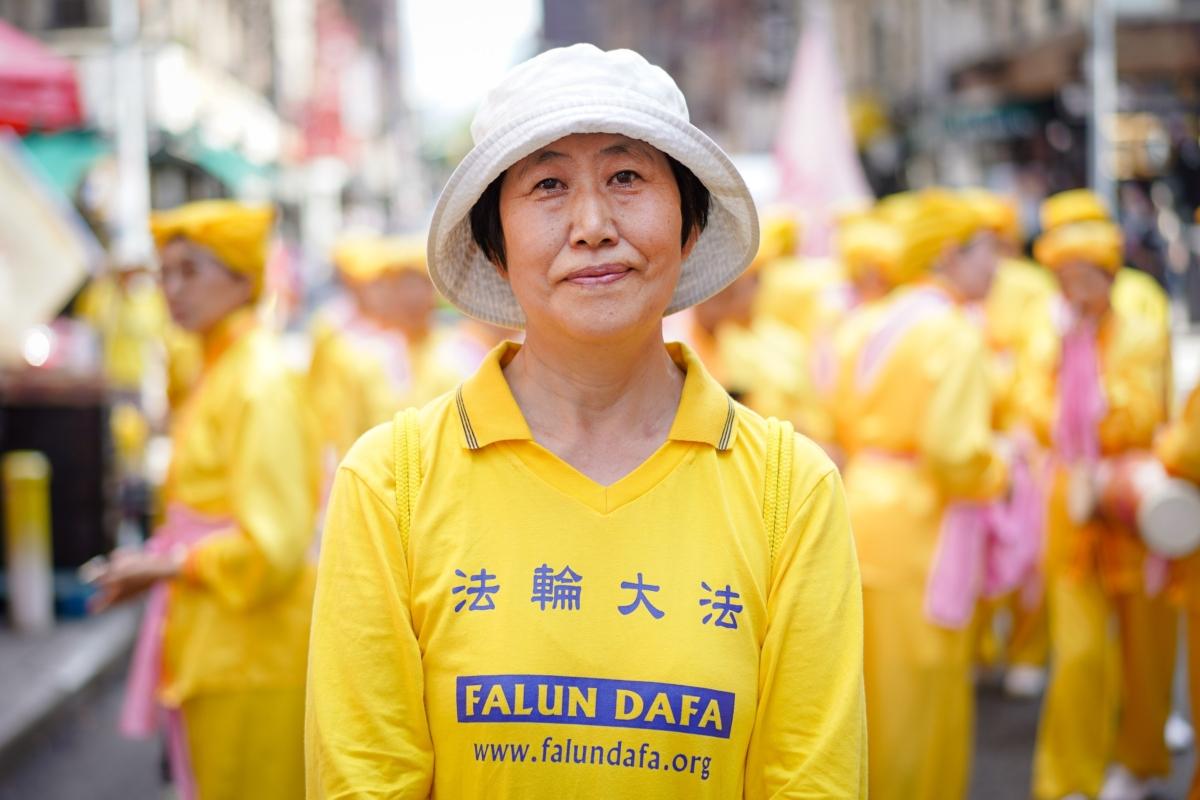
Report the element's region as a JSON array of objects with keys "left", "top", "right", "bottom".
[
  {"left": 392, "top": 407, "right": 422, "bottom": 555},
  {"left": 763, "top": 417, "right": 795, "bottom": 572}
]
